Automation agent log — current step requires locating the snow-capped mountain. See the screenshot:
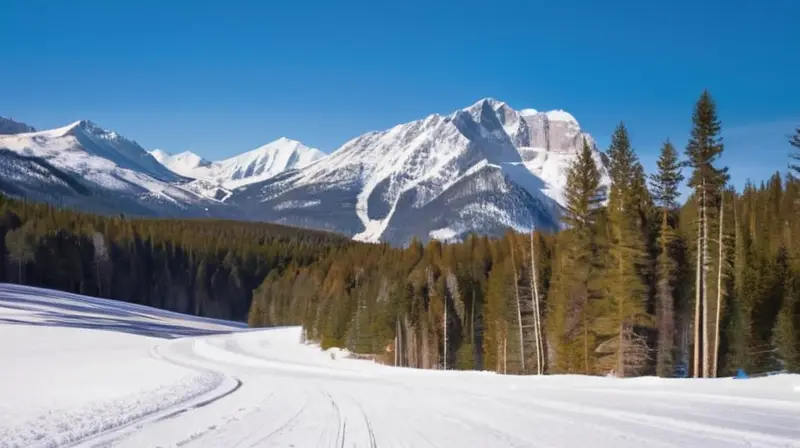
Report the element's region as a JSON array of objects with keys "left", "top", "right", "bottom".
[
  {"left": 149, "top": 138, "right": 326, "bottom": 193},
  {"left": 149, "top": 149, "right": 212, "bottom": 177},
  {"left": 1, "top": 100, "right": 607, "bottom": 245},
  {"left": 0, "top": 120, "right": 235, "bottom": 218},
  {"left": 230, "top": 98, "right": 609, "bottom": 245}
]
